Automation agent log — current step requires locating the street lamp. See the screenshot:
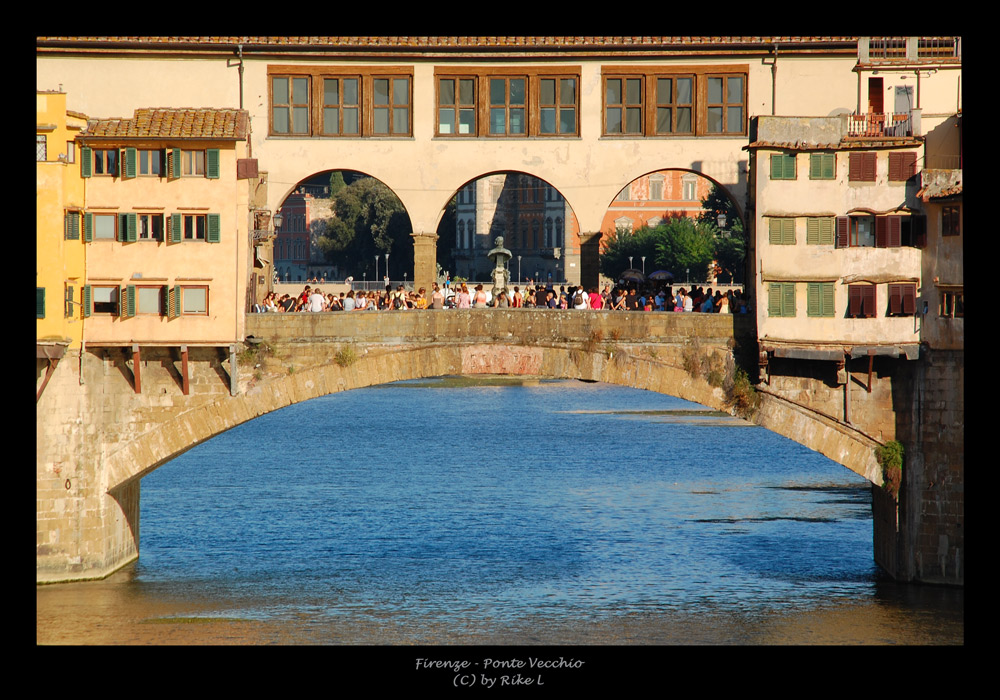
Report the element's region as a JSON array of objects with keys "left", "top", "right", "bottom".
[
  {"left": 629, "top": 256, "right": 633, "bottom": 270},
  {"left": 641, "top": 256, "right": 646, "bottom": 274},
  {"left": 517, "top": 255, "right": 522, "bottom": 284},
  {"left": 385, "top": 253, "right": 390, "bottom": 285},
  {"left": 717, "top": 212, "right": 729, "bottom": 238},
  {"left": 375, "top": 255, "right": 379, "bottom": 285}
]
